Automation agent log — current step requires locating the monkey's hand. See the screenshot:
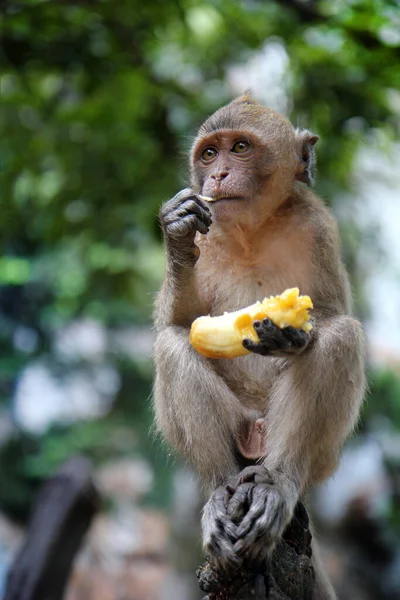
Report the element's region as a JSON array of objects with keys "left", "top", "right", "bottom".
[
  {"left": 202, "top": 485, "right": 242, "bottom": 573},
  {"left": 243, "top": 318, "right": 310, "bottom": 356},
  {"left": 159, "top": 188, "right": 212, "bottom": 266},
  {"left": 227, "top": 466, "right": 295, "bottom": 567}
]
